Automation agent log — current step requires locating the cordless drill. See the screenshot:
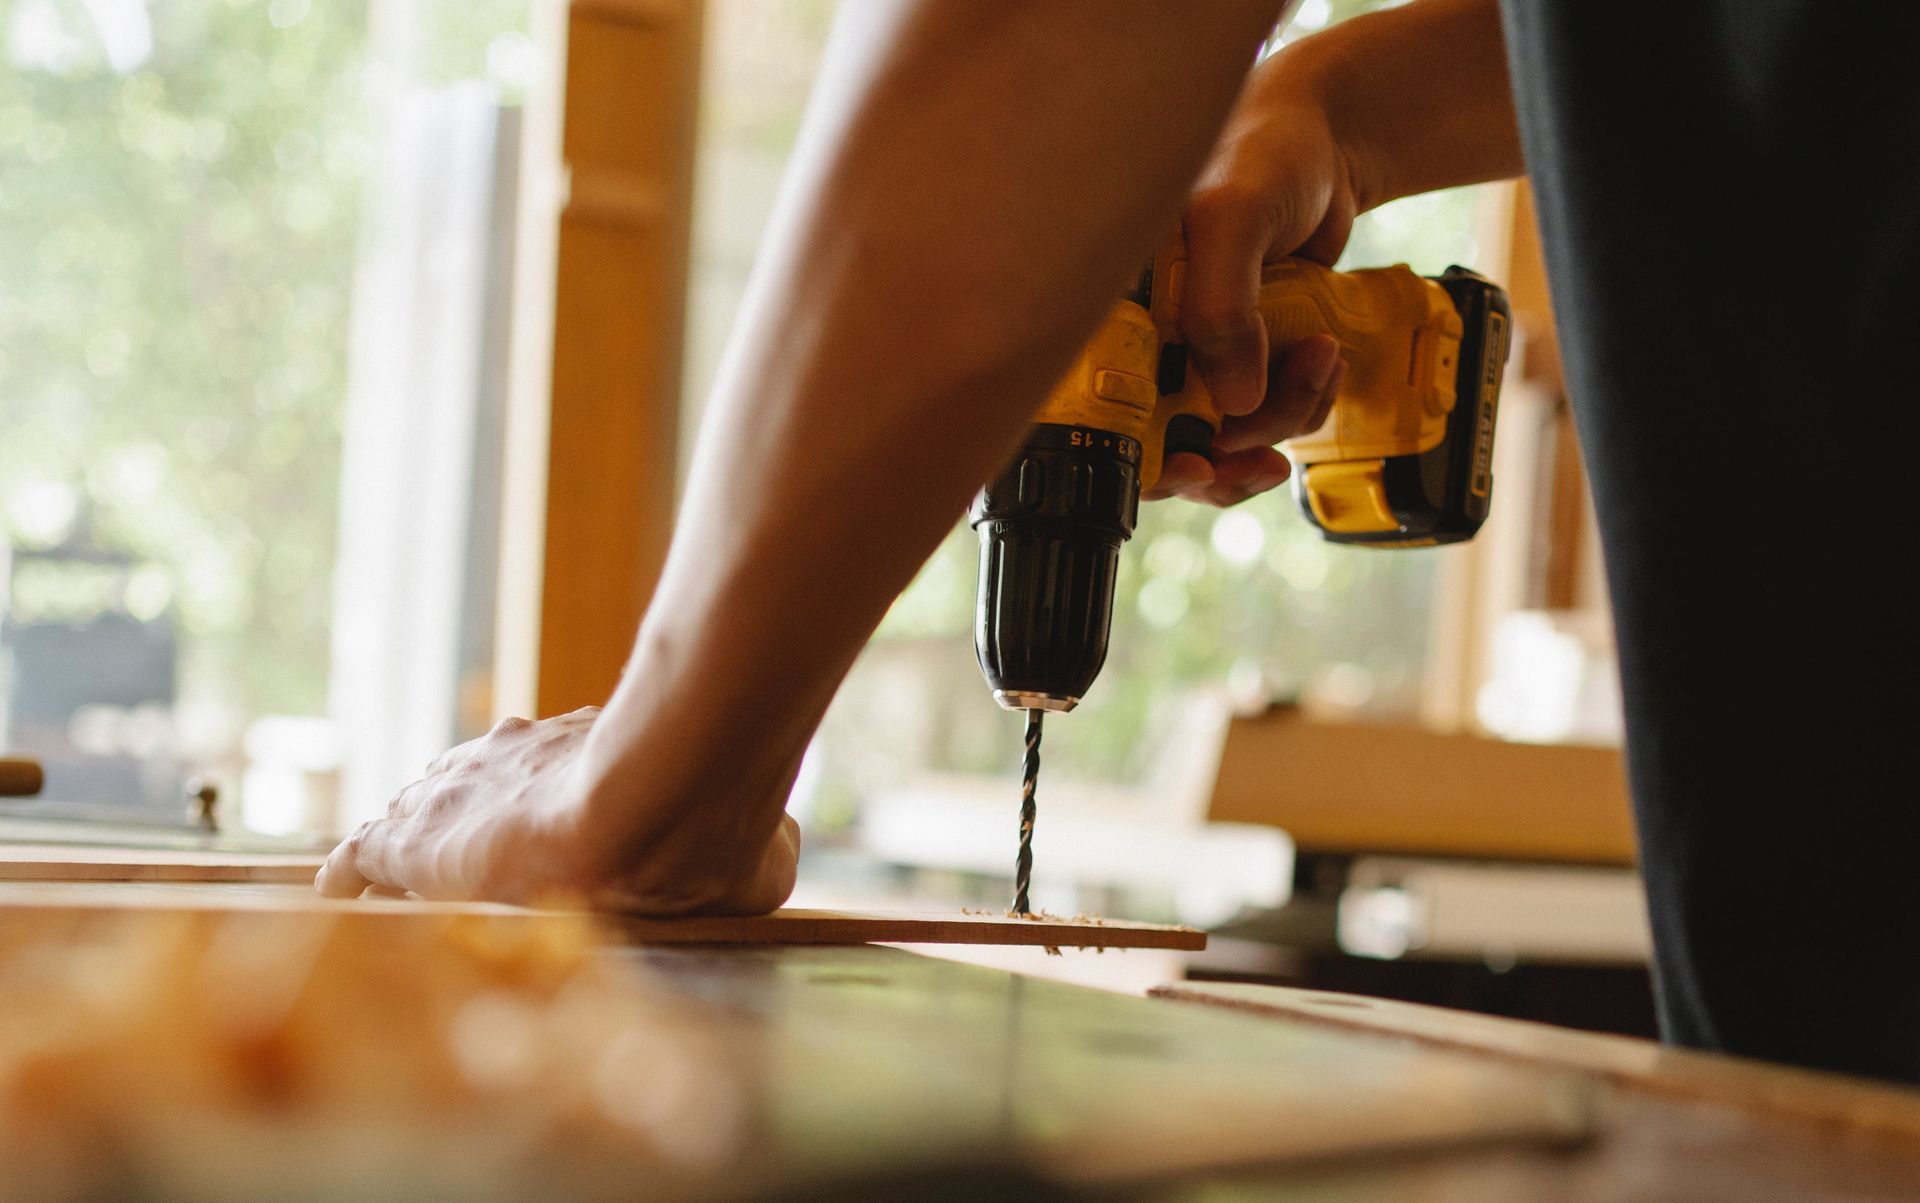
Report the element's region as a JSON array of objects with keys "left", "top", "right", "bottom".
[{"left": 971, "top": 230, "right": 1510, "bottom": 911}]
